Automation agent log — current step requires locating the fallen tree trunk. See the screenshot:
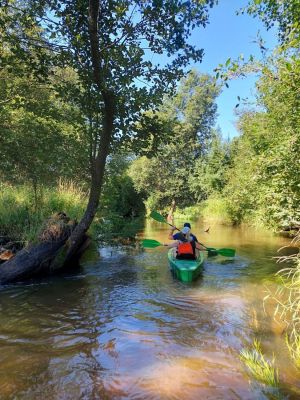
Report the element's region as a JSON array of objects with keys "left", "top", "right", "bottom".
[{"left": 0, "top": 212, "right": 86, "bottom": 285}]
